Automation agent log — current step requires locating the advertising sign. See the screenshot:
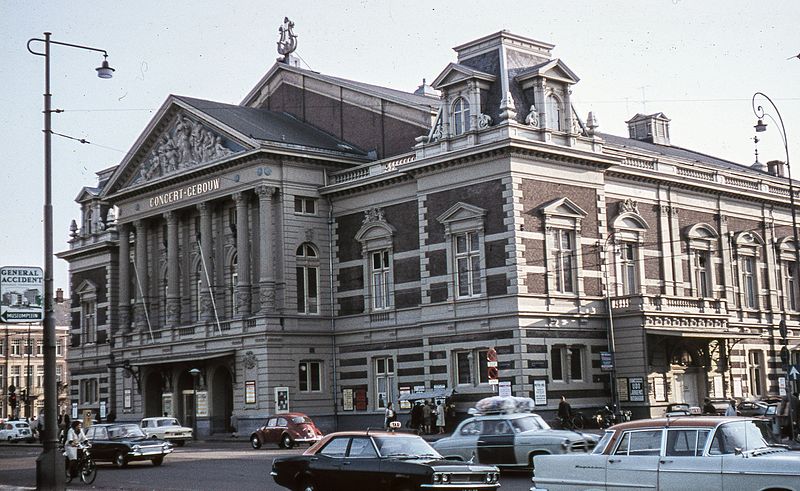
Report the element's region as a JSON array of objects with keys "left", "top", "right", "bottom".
[
  {"left": 533, "top": 379, "right": 547, "bottom": 405},
  {"left": 600, "top": 352, "right": 614, "bottom": 372},
  {"left": 245, "top": 380, "right": 256, "bottom": 404},
  {"left": 275, "top": 387, "right": 289, "bottom": 413},
  {"left": 498, "top": 381, "right": 512, "bottom": 397},
  {"left": 629, "top": 377, "right": 645, "bottom": 402},
  {"left": 196, "top": 391, "right": 209, "bottom": 417},
  {"left": 0, "top": 266, "right": 44, "bottom": 323},
  {"left": 343, "top": 388, "right": 354, "bottom": 411}
]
